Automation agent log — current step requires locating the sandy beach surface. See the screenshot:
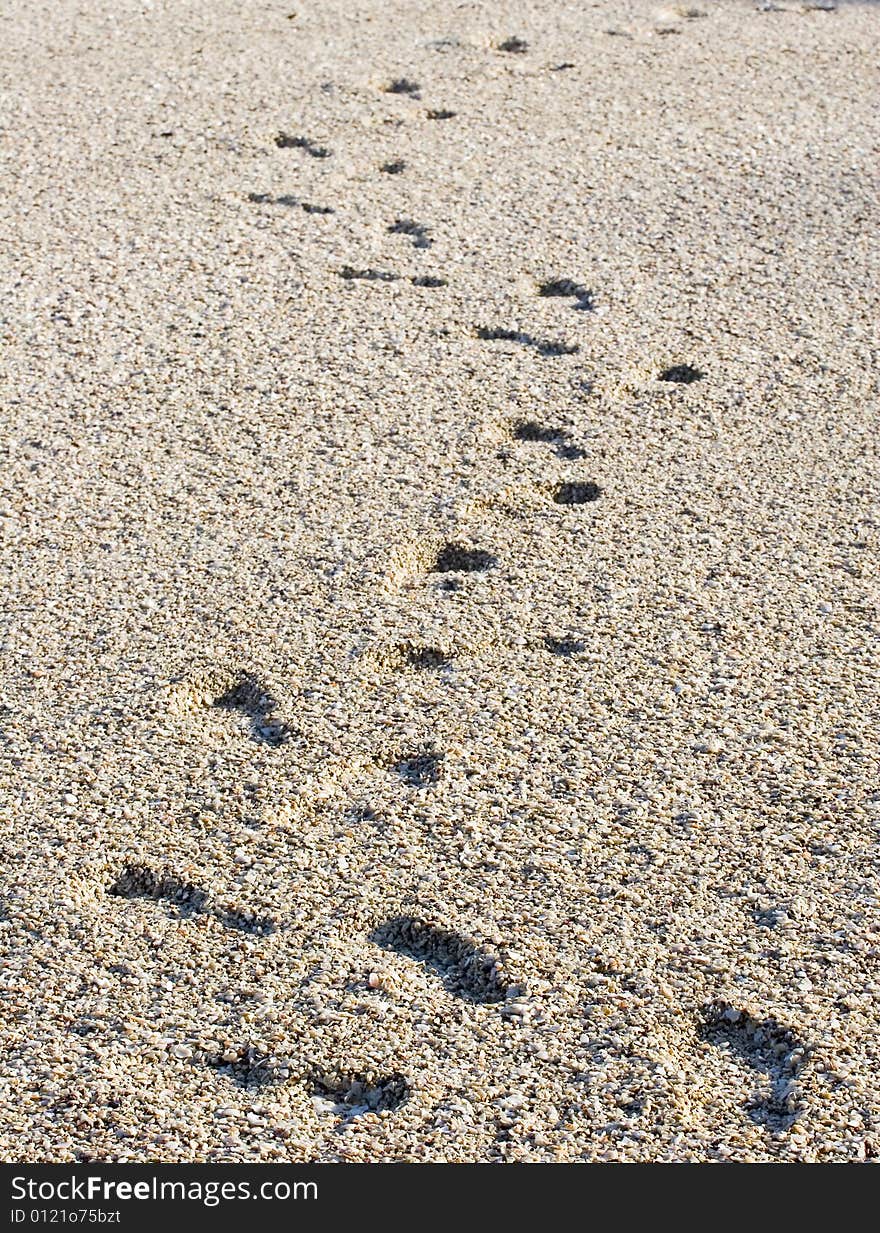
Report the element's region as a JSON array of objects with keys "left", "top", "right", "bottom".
[{"left": 1, "top": 0, "right": 878, "bottom": 1162}]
